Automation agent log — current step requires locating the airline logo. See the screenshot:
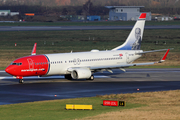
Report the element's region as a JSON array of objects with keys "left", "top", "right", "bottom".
[
  {"left": 119, "top": 54, "right": 123, "bottom": 56},
  {"left": 21, "top": 68, "right": 45, "bottom": 72}
]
